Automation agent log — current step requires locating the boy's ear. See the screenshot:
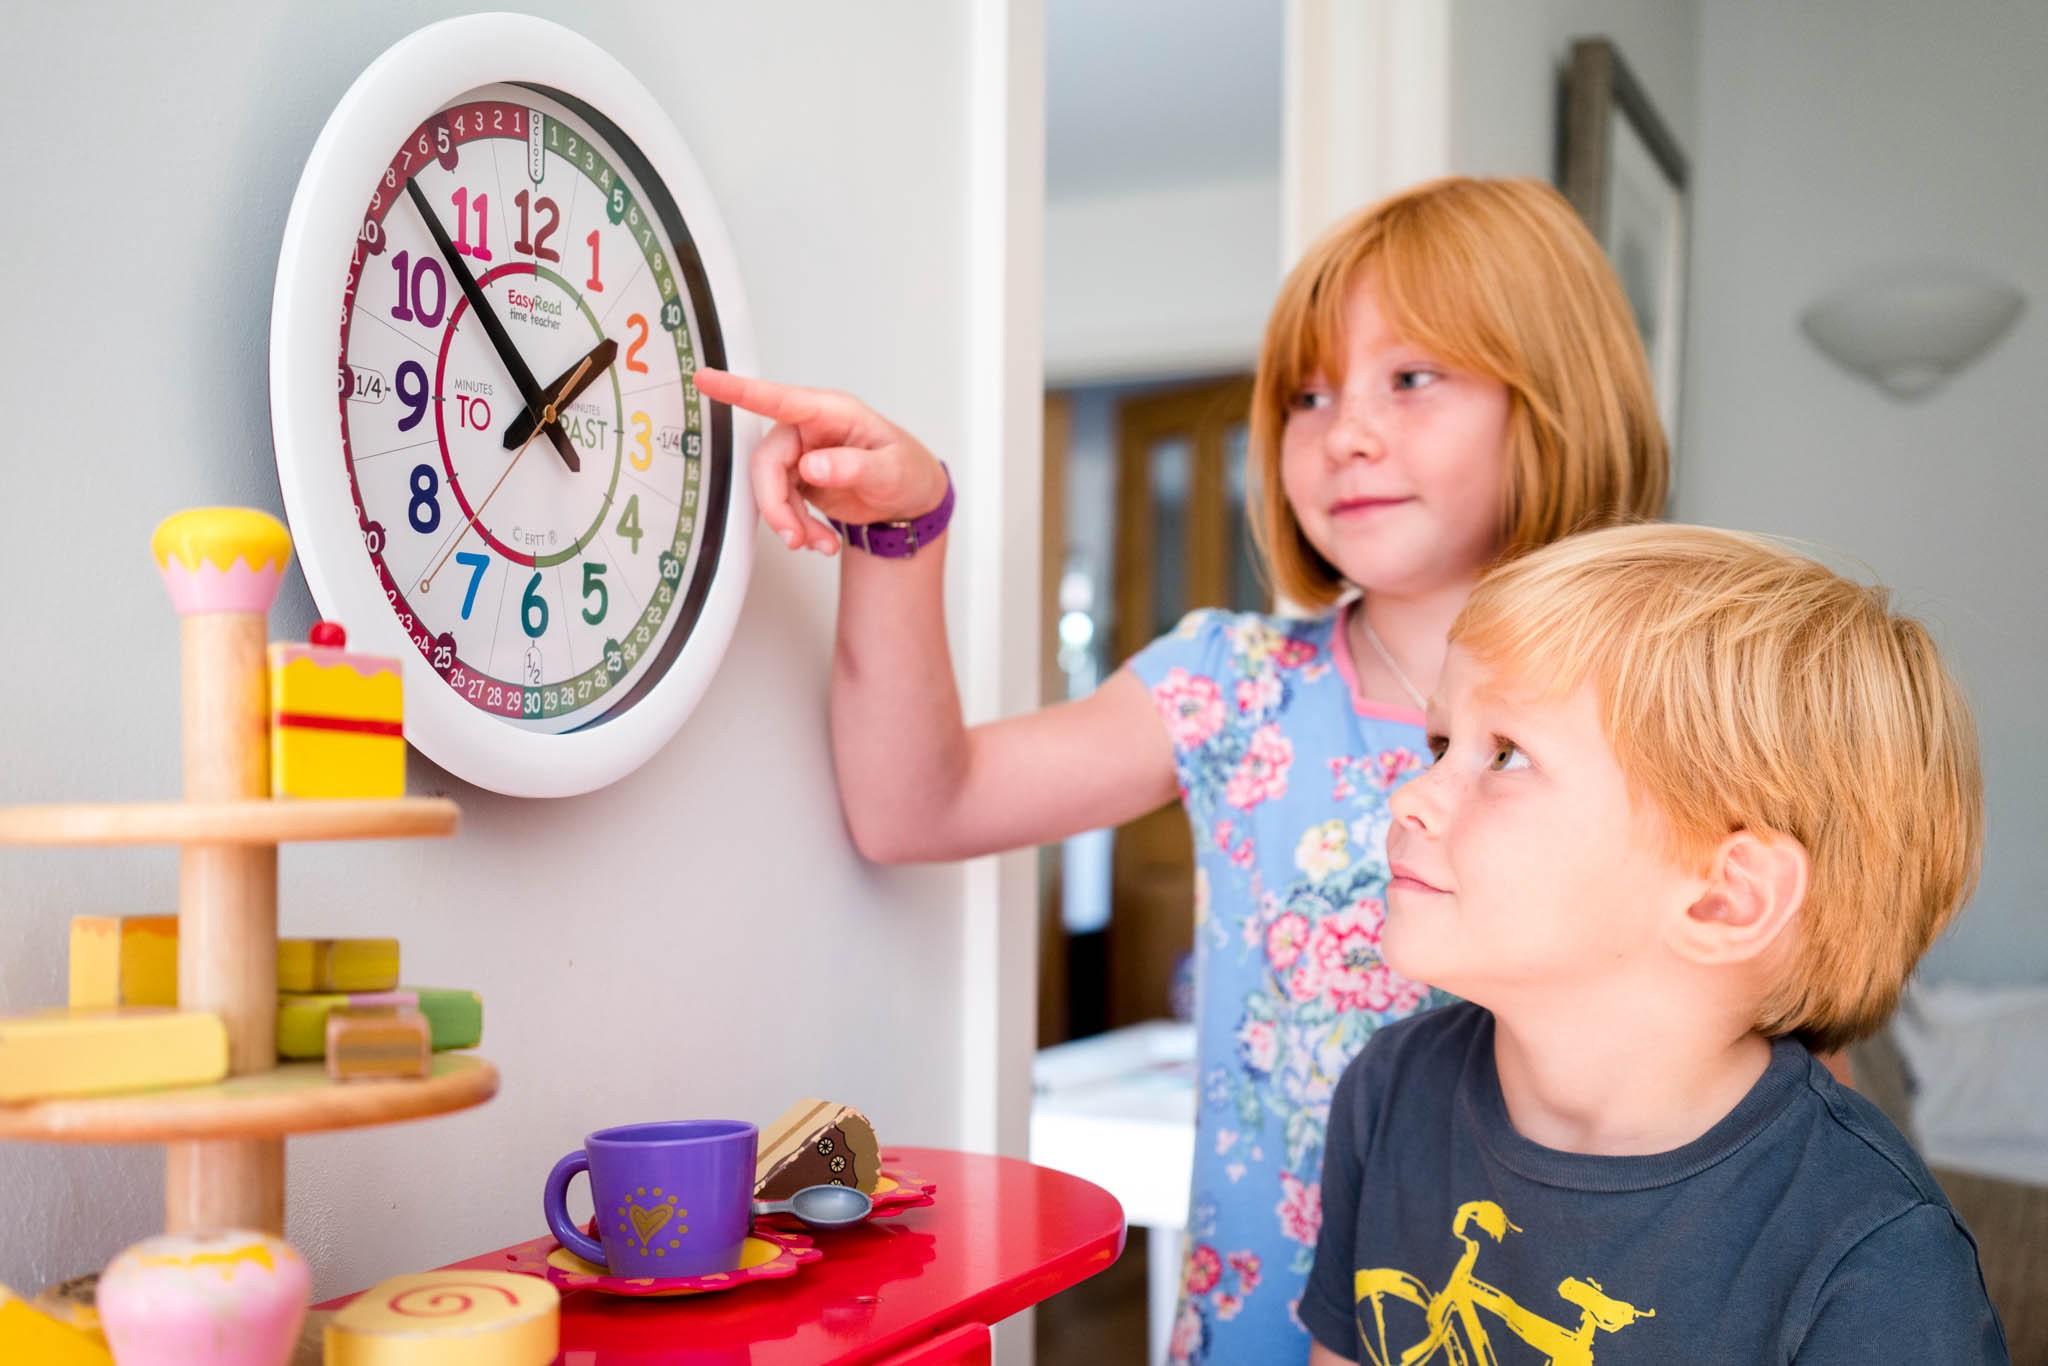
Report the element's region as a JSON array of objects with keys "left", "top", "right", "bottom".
[{"left": 1672, "top": 828, "right": 1809, "bottom": 965}]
